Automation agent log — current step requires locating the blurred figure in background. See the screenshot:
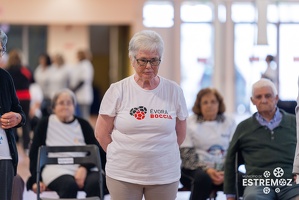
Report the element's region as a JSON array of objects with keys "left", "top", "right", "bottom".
[
  {"left": 262, "top": 54, "right": 278, "bottom": 89},
  {"left": 48, "top": 53, "right": 71, "bottom": 98},
  {"left": 6, "top": 49, "right": 33, "bottom": 152},
  {"left": 34, "top": 53, "right": 52, "bottom": 117},
  {"left": 29, "top": 81, "right": 43, "bottom": 132},
  {"left": 70, "top": 49, "right": 94, "bottom": 121}
]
